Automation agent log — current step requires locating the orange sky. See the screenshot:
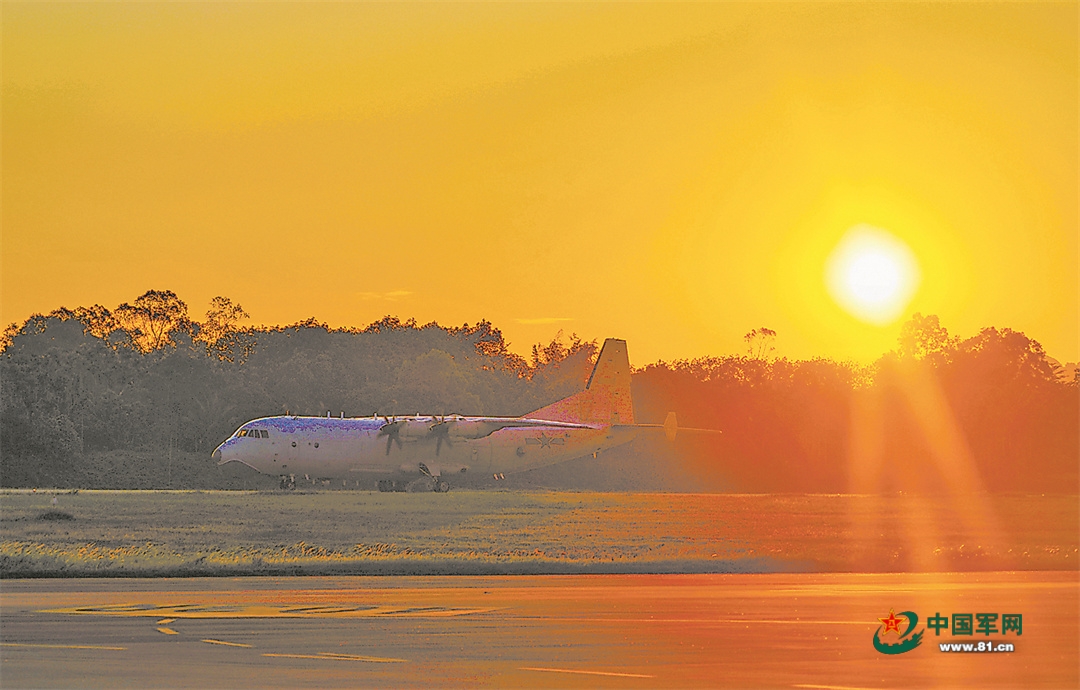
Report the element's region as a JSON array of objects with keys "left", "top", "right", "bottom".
[{"left": 3, "top": 3, "right": 1076, "bottom": 364}]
